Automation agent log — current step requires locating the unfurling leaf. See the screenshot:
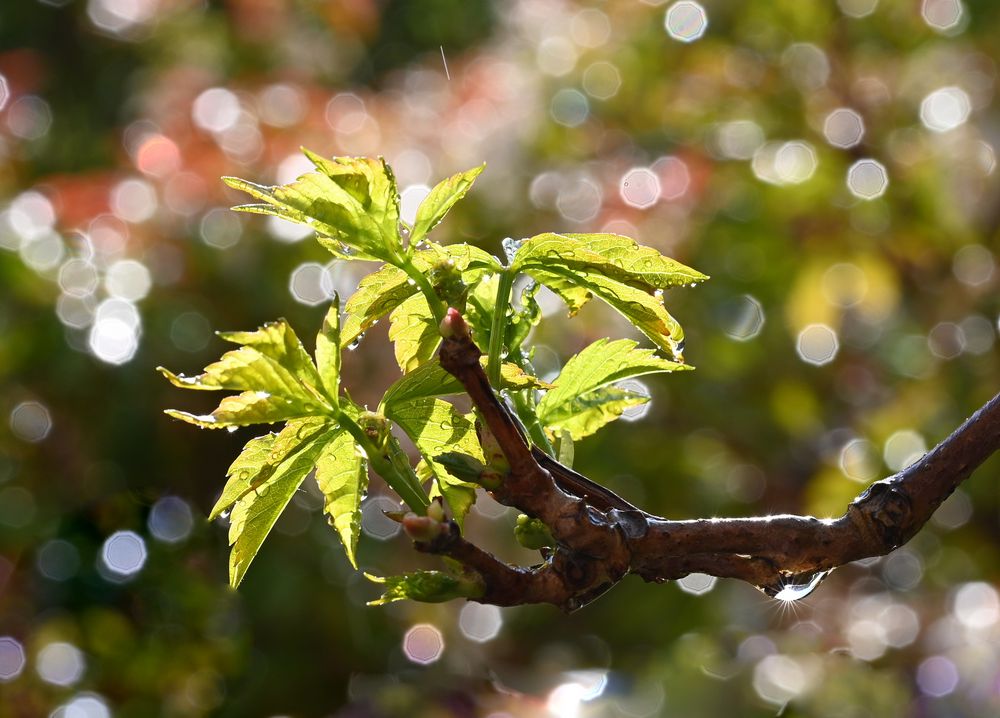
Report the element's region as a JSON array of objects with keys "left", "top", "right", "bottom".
[
  {"left": 380, "top": 357, "right": 549, "bottom": 409},
  {"left": 365, "top": 570, "right": 484, "bottom": 605},
  {"left": 315, "top": 428, "right": 367, "bottom": 568},
  {"left": 224, "top": 151, "right": 402, "bottom": 262}
]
